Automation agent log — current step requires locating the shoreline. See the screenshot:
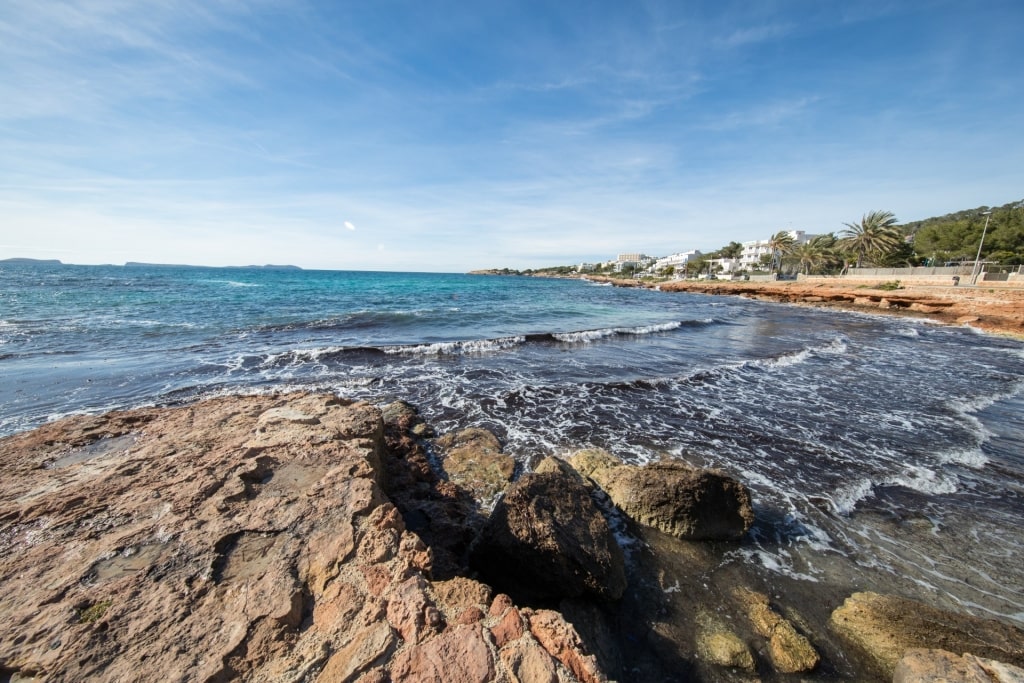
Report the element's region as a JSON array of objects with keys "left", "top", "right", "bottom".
[{"left": 581, "top": 276, "right": 1024, "bottom": 339}]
